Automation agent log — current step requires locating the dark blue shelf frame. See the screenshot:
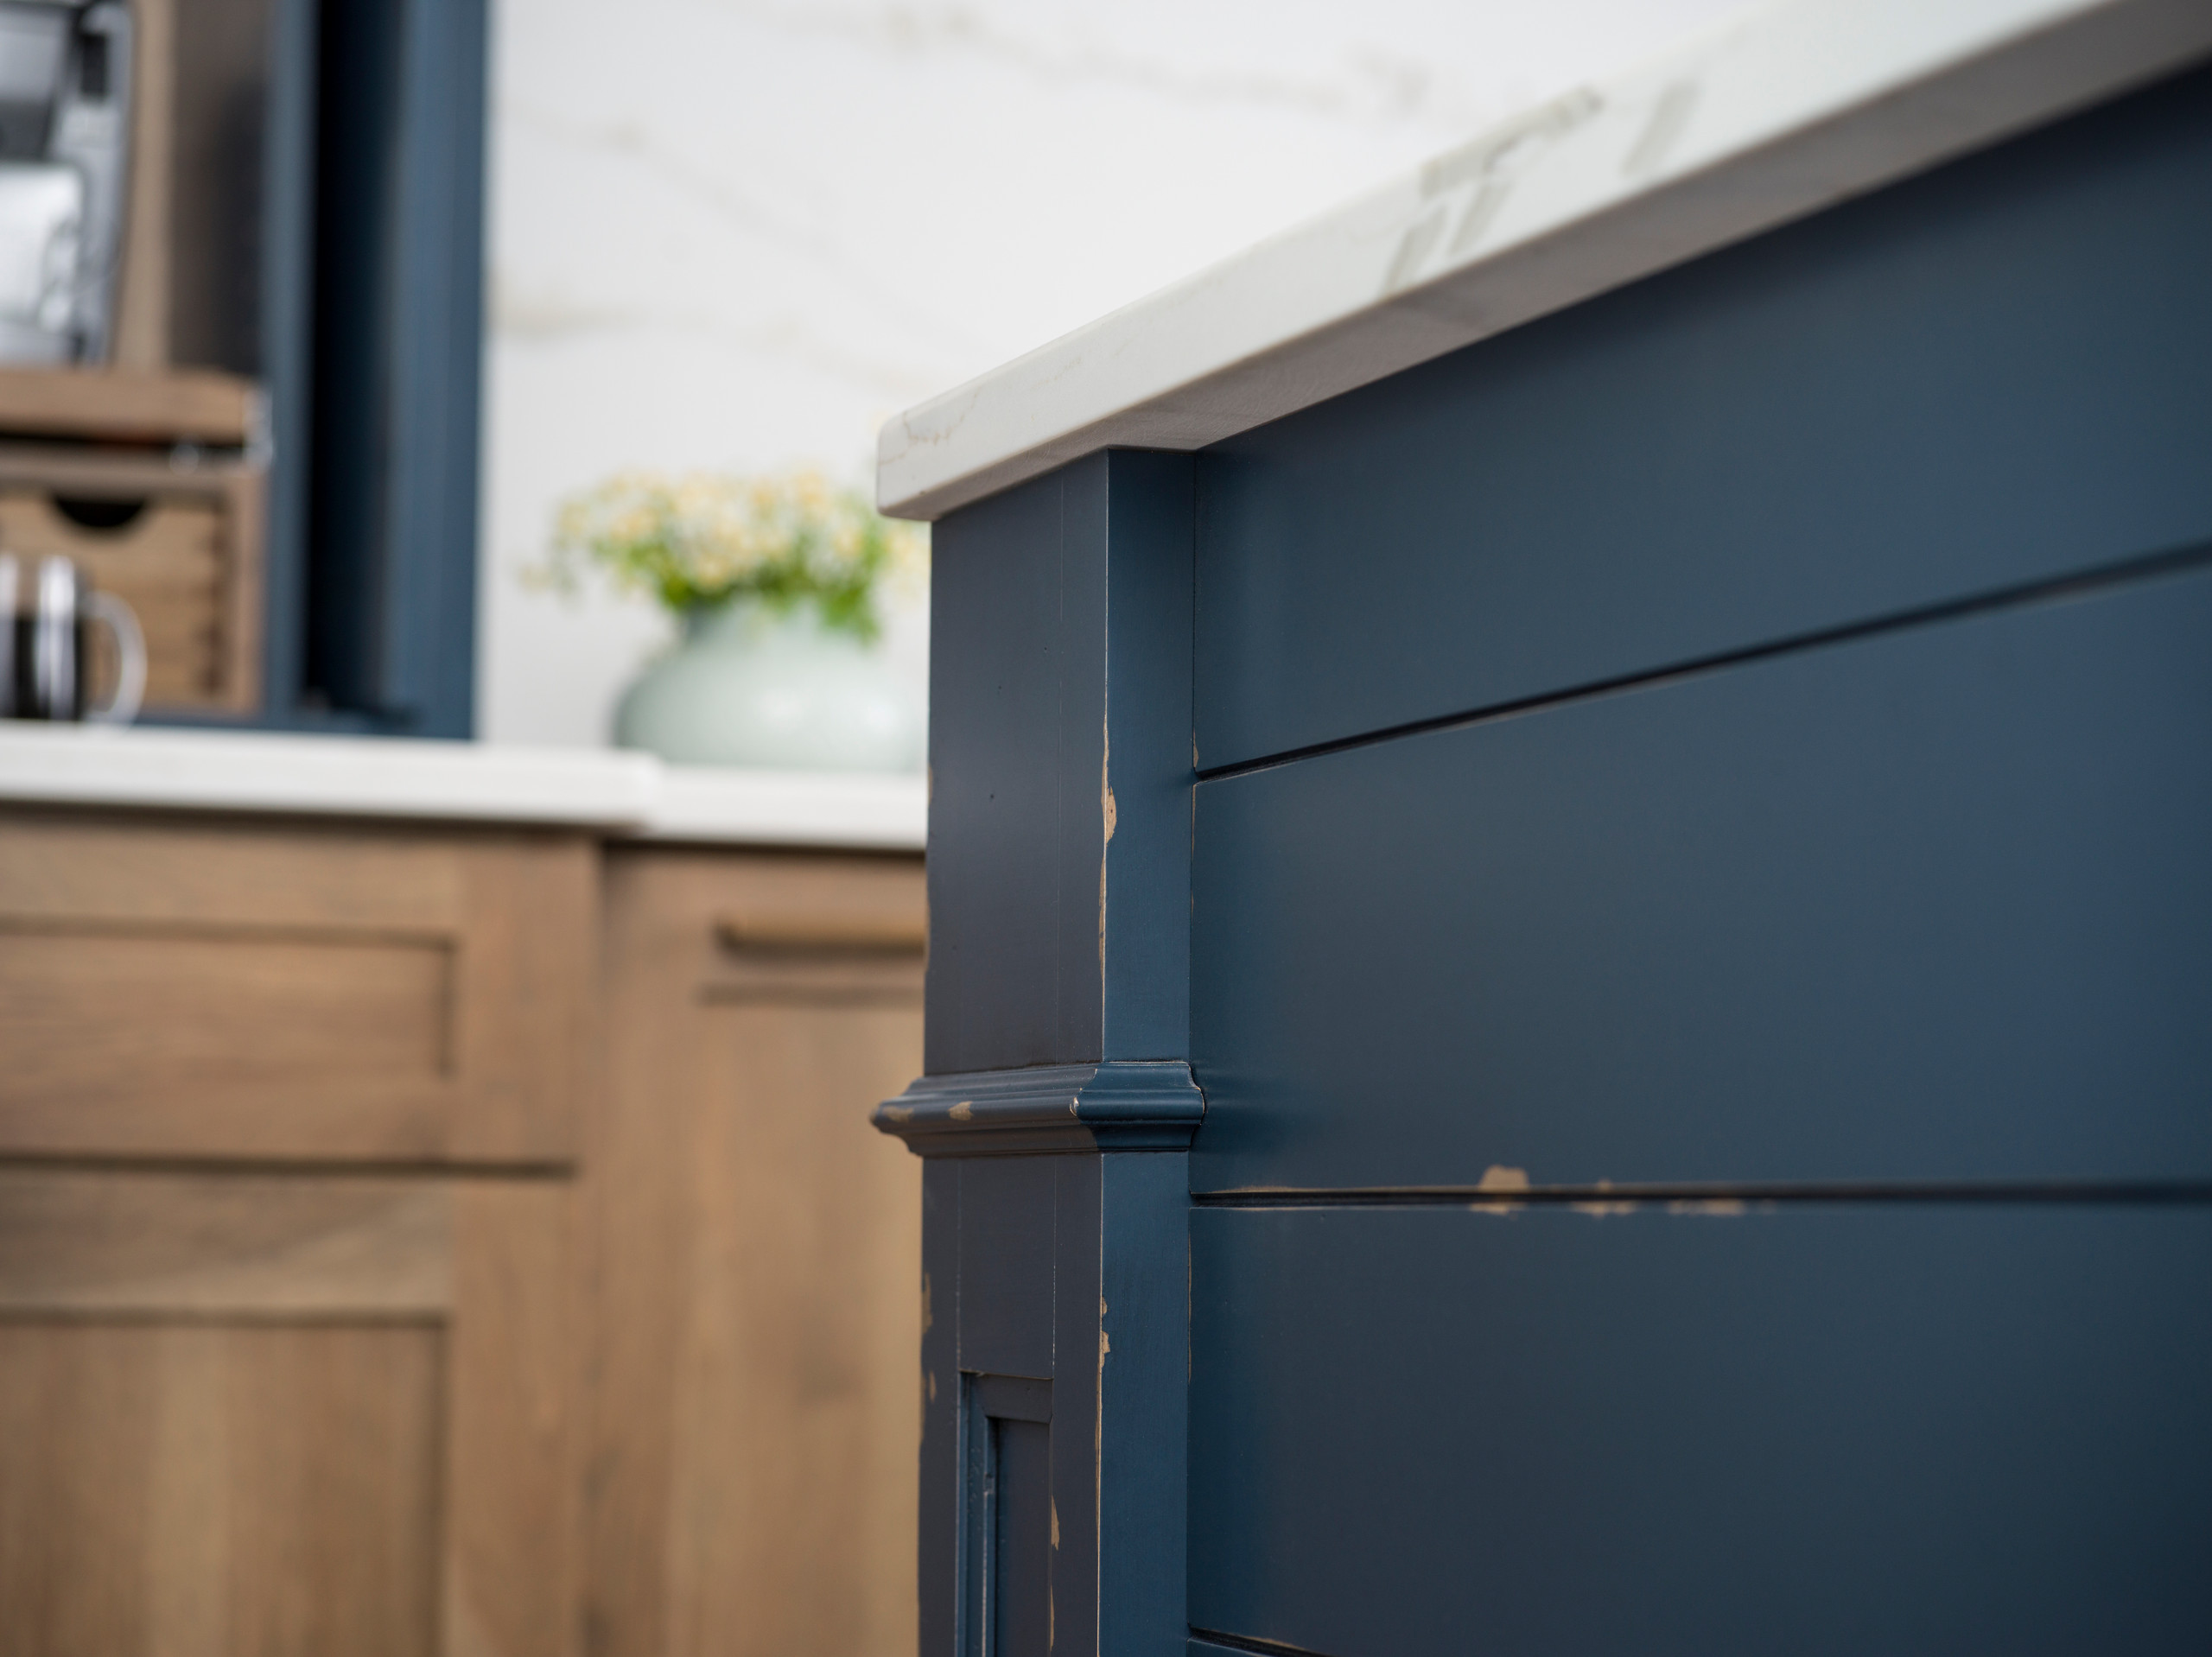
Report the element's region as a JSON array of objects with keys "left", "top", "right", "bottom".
[{"left": 251, "top": 0, "right": 487, "bottom": 738}]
